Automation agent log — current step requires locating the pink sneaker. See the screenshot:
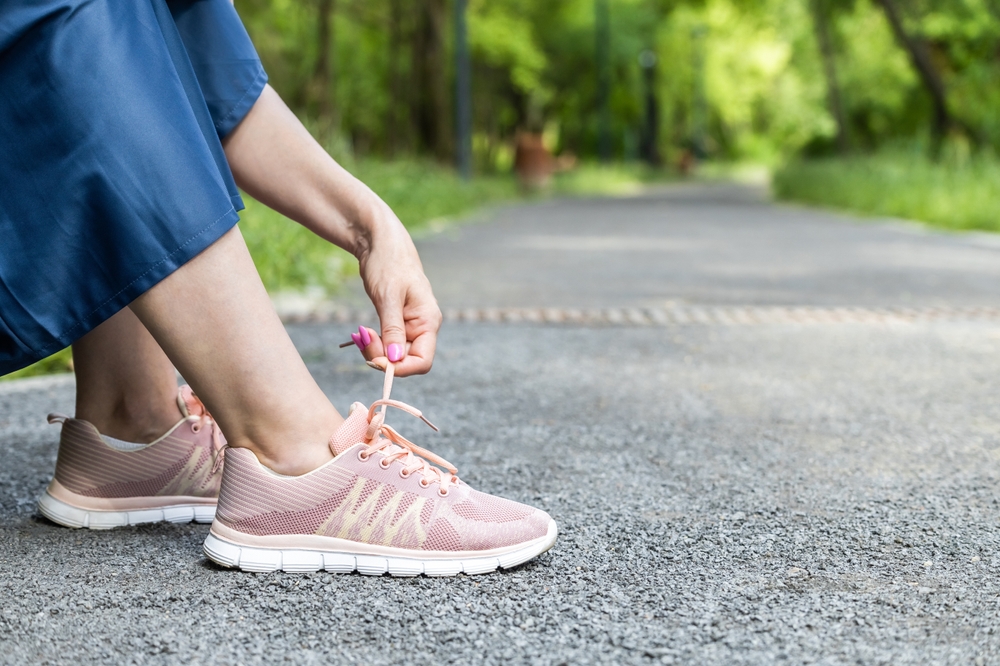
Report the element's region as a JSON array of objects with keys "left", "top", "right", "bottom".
[
  {"left": 37, "top": 386, "right": 226, "bottom": 529},
  {"left": 203, "top": 363, "right": 557, "bottom": 576}
]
